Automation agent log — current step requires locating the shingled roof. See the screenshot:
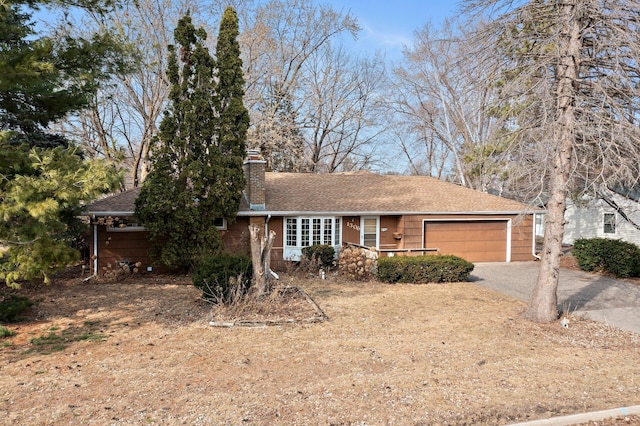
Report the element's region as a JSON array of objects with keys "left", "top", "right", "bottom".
[
  {"left": 262, "top": 171, "right": 532, "bottom": 214},
  {"left": 86, "top": 187, "right": 142, "bottom": 215},
  {"left": 85, "top": 171, "right": 533, "bottom": 215}
]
